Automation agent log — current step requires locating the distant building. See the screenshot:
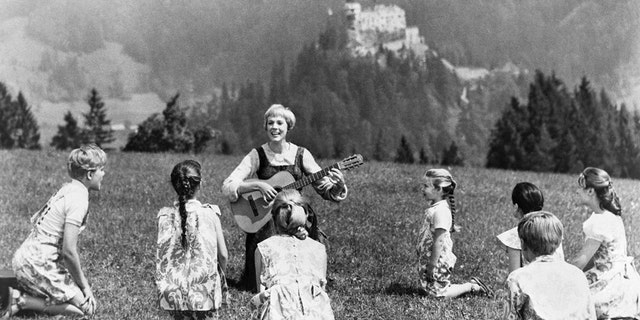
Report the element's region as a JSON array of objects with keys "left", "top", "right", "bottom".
[{"left": 344, "top": 1, "right": 428, "bottom": 57}]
